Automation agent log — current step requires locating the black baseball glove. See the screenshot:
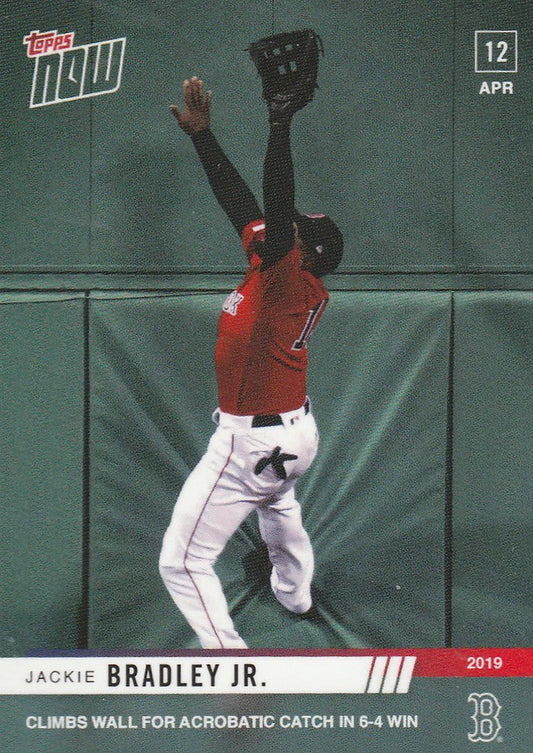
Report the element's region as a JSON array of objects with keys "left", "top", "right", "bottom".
[{"left": 248, "top": 29, "right": 324, "bottom": 120}]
